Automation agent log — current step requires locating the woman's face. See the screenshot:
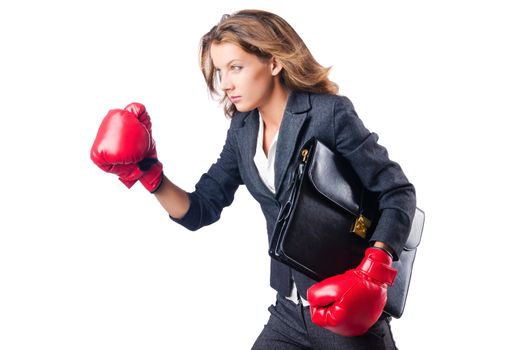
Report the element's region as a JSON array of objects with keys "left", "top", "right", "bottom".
[{"left": 210, "top": 42, "right": 280, "bottom": 112}]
